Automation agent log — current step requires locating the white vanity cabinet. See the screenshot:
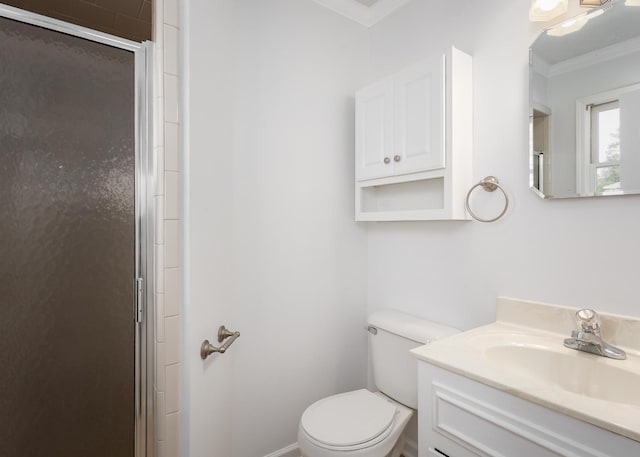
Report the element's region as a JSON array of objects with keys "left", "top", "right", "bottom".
[
  {"left": 418, "top": 362, "right": 640, "bottom": 457},
  {"left": 355, "top": 46, "right": 472, "bottom": 221}
]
